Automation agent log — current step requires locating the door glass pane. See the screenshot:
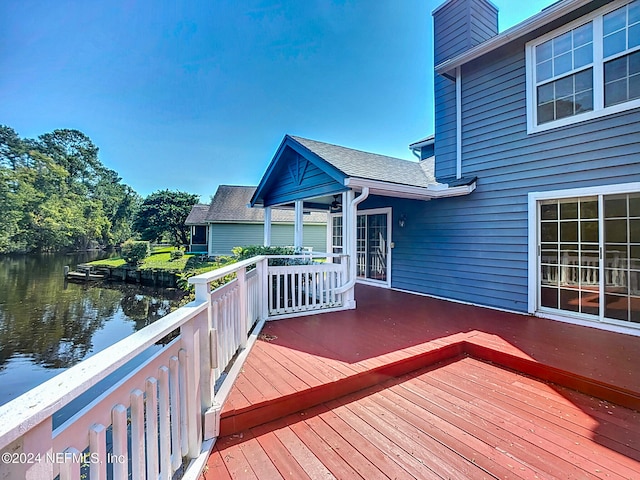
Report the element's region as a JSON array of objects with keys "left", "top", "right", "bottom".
[
  {"left": 538, "top": 196, "right": 599, "bottom": 317},
  {"left": 604, "top": 193, "right": 640, "bottom": 323},
  {"left": 356, "top": 215, "right": 366, "bottom": 277},
  {"left": 366, "top": 214, "right": 387, "bottom": 282},
  {"left": 355, "top": 213, "right": 388, "bottom": 283}
]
